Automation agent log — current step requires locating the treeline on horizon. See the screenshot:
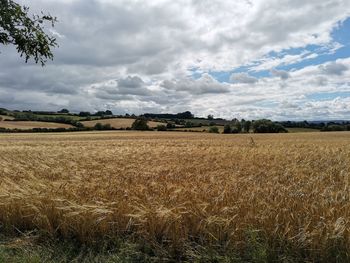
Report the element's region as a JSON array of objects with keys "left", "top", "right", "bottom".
[{"left": 1, "top": 108, "right": 350, "bottom": 133}]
